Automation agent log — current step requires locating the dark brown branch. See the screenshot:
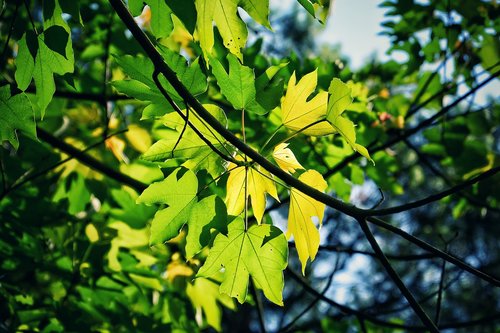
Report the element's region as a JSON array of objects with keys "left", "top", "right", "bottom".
[
  {"left": 370, "top": 166, "right": 500, "bottom": 216},
  {"left": 0, "top": 129, "right": 128, "bottom": 200},
  {"left": 315, "top": 244, "right": 436, "bottom": 261},
  {"left": 368, "top": 216, "right": 500, "bottom": 287},
  {"left": 357, "top": 218, "right": 439, "bottom": 332},
  {"left": 36, "top": 127, "right": 147, "bottom": 192}
]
